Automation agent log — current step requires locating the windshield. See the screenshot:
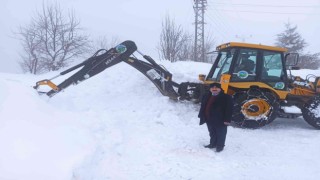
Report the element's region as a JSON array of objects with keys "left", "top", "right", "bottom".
[{"left": 209, "top": 49, "right": 235, "bottom": 81}]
